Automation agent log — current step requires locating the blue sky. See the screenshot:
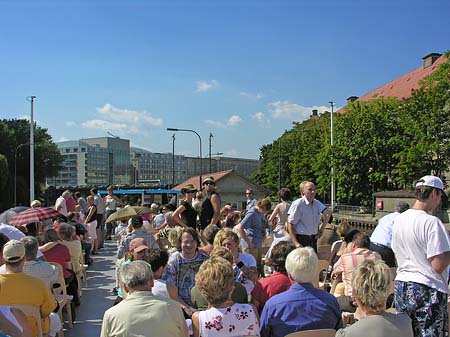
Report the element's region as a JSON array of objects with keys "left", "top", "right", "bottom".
[{"left": 1, "top": 0, "right": 449, "bottom": 160}]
